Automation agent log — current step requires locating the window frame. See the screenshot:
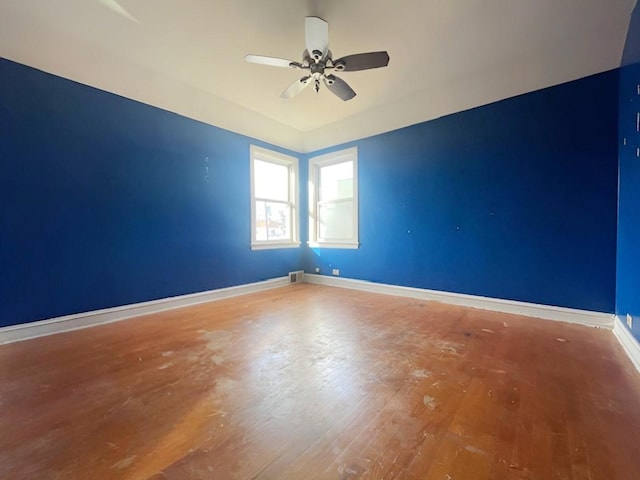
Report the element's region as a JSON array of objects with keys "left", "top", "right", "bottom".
[
  {"left": 250, "top": 145, "right": 300, "bottom": 250},
  {"left": 308, "top": 147, "right": 359, "bottom": 249}
]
